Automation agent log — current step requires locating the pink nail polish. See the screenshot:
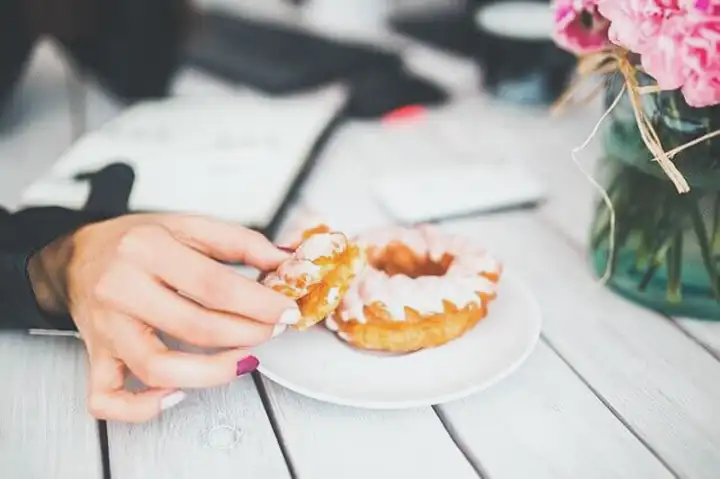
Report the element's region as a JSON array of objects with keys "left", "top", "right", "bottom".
[{"left": 236, "top": 356, "right": 259, "bottom": 376}]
